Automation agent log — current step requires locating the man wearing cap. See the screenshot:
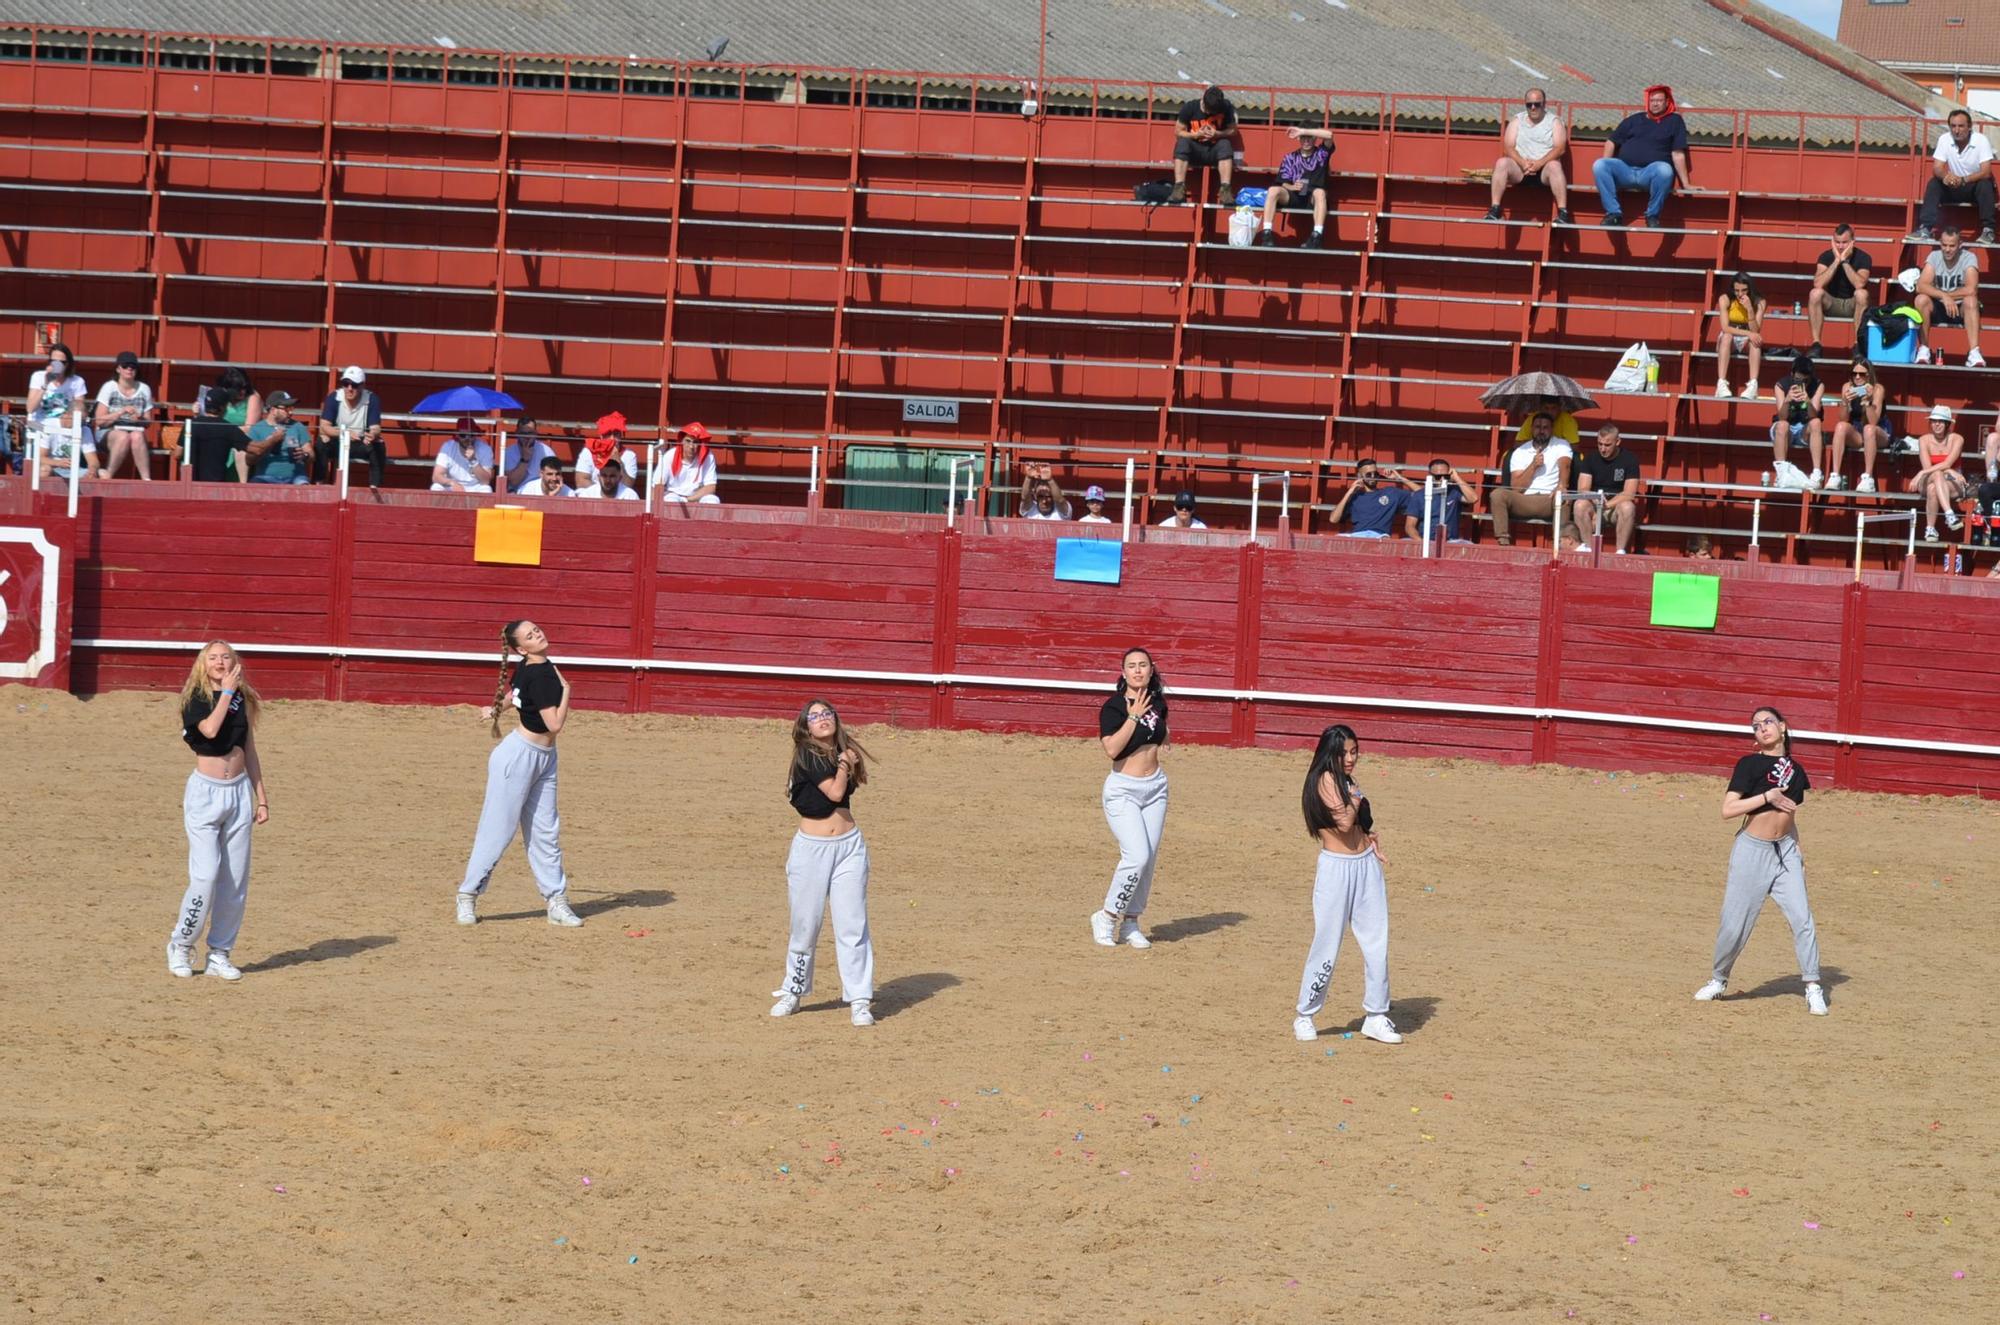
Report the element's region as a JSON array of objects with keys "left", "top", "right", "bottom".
[
  {"left": 575, "top": 411, "right": 640, "bottom": 491},
  {"left": 431, "top": 415, "right": 497, "bottom": 493},
  {"left": 316, "top": 366, "right": 386, "bottom": 487},
  {"left": 93, "top": 349, "right": 155, "bottom": 481},
  {"left": 658, "top": 421, "right": 721, "bottom": 505},
  {"left": 1911, "top": 403, "right": 1971, "bottom": 542},
  {"left": 244, "top": 390, "right": 314, "bottom": 485},
  {"left": 1079, "top": 485, "right": 1113, "bottom": 524},
  {"left": 1158, "top": 491, "right": 1208, "bottom": 529}
]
